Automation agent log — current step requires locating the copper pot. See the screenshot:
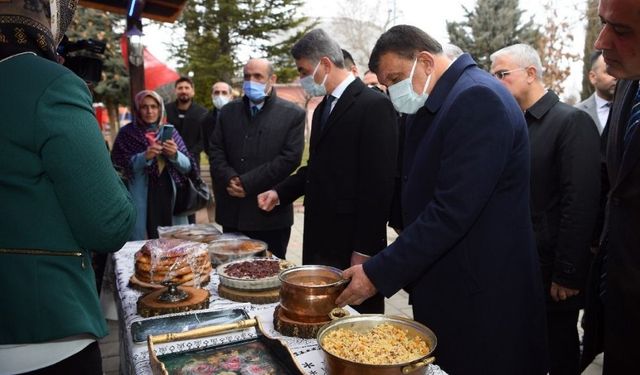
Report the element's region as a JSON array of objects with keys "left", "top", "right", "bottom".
[
  {"left": 278, "top": 265, "right": 349, "bottom": 323},
  {"left": 317, "top": 315, "right": 437, "bottom": 375}
]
